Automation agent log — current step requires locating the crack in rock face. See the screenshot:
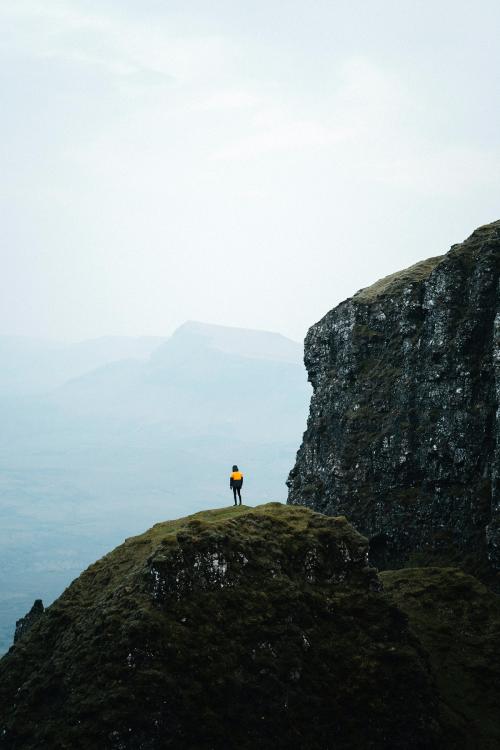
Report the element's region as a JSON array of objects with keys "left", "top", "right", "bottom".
[{"left": 287, "top": 221, "right": 500, "bottom": 577}]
